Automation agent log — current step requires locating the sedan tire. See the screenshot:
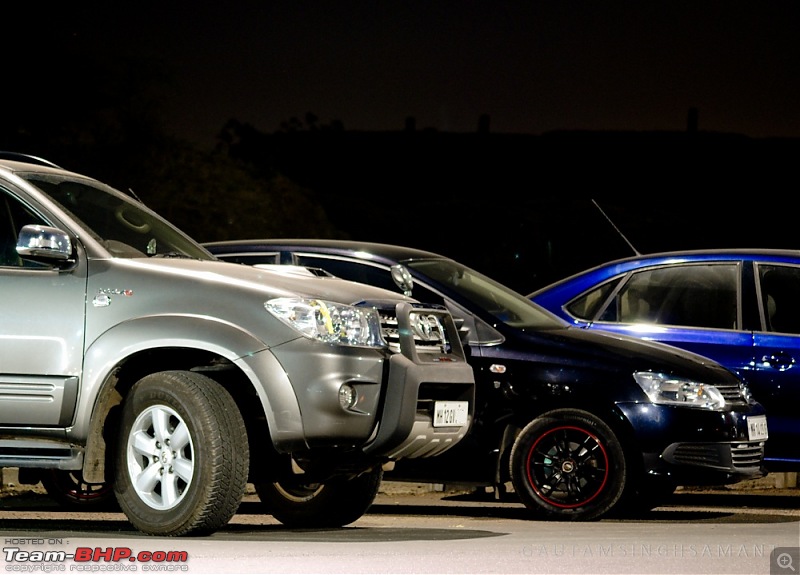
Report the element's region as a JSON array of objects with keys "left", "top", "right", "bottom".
[
  {"left": 510, "top": 408, "right": 626, "bottom": 521},
  {"left": 41, "top": 469, "right": 117, "bottom": 510}
]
